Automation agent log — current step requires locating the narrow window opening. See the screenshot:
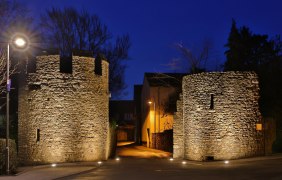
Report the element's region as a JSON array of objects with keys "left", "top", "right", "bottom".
[
  {"left": 94, "top": 54, "right": 103, "bottom": 76},
  {"left": 205, "top": 156, "right": 214, "bottom": 161},
  {"left": 28, "top": 84, "right": 41, "bottom": 90},
  {"left": 36, "top": 129, "right": 40, "bottom": 142},
  {"left": 60, "top": 52, "right": 72, "bottom": 74},
  {"left": 210, "top": 94, "right": 214, "bottom": 109}
]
